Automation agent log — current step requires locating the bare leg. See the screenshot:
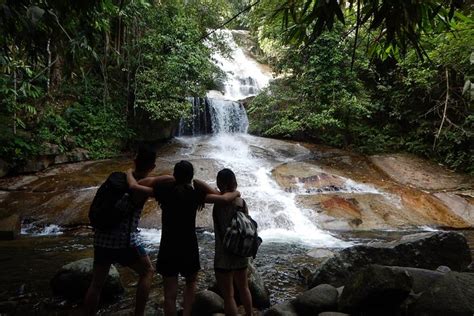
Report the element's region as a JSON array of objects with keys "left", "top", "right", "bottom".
[
  {"left": 234, "top": 268, "right": 252, "bottom": 316},
  {"left": 216, "top": 270, "right": 238, "bottom": 316},
  {"left": 163, "top": 276, "right": 178, "bottom": 316},
  {"left": 128, "top": 255, "right": 155, "bottom": 316},
  {"left": 183, "top": 272, "right": 198, "bottom": 316},
  {"left": 84, "top": 263, "right": 111, "bottom": 315}
]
